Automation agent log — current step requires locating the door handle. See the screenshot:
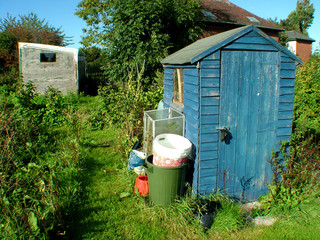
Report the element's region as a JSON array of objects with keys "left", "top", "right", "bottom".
[{"left": 216, "top": 127, "right": 230, "bottom": 142}]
